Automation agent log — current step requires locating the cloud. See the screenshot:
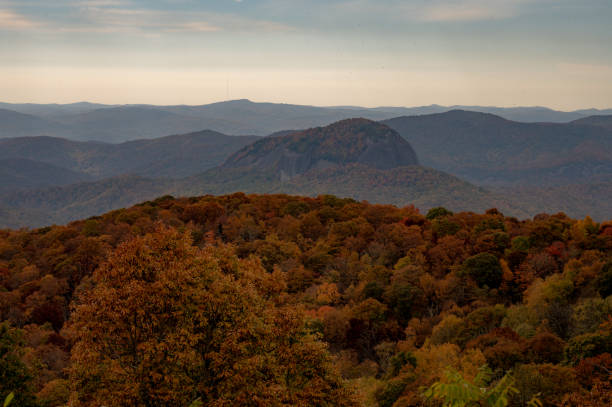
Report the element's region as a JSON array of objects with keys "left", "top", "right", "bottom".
[
  {"left": 162, "top": 21, "right": 219, "bottom": 32},
  {"left": 318, "top": 0, "right": 536, "bottom": 24},
  {"left": 66, "top": 3, "right": 291, "bottom": 34},
  {"left": 0, "top": 9, "right": 39, "bottom": 29},
  {"left": 76, "top": 6, "right": 289, "bottom": 33},
  {"left": 0, "top": 0, "right": 537, "bottom": 36},
  {"left": 419, "top": 1, "right": 518, "bottom": 22},
  {"left": 0, "top": 0, "right": 291, "bottom": 34},
  {"left": 76, "top": 0, "right": 127, "bottom": 5}
]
